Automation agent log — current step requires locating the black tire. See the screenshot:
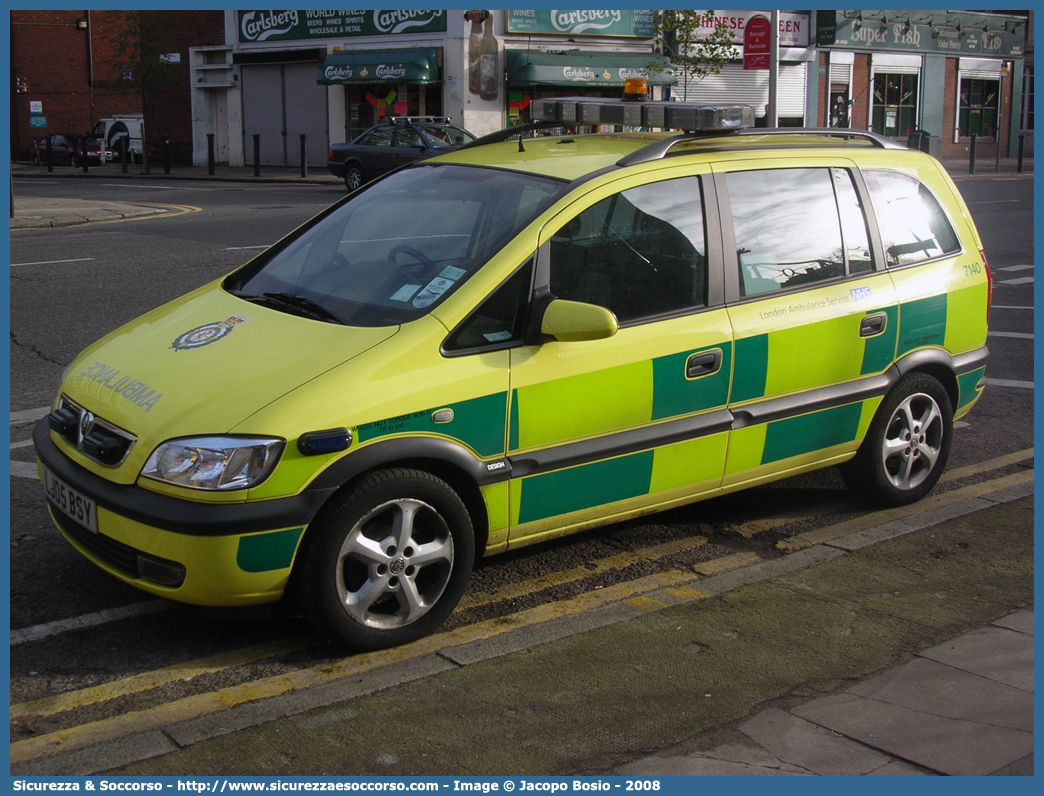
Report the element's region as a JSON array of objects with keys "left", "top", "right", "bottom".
[
  {"left": 298, "top": 468, "right": 474, "bottom": 651},
  {"left": 344, "top": 163, "right": 364, "bottom": 191},
  {"left": 841, "top": 372, "right": 953, "bottom": 507}
]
